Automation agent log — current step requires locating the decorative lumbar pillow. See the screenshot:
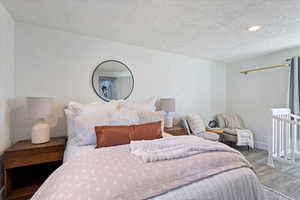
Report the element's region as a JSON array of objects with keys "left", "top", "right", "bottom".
[
  {"left": 68, "top": 101, "right": 119, "bottom": 116},
  {"left": 74, "top": 113, "right": 110, "bottom": 146},
  {"left": 138, "top": 111, "right": 165, "bottom": 131},
  {"left": 186, "top": 114, "right": 206, "bottom": 134},
  {"left": 95, "top": 125, "right": 131, "bottom": 148},
  {"left": 119, "top": 97, "right": 157, "bottom": 112},
  {"left": 95, "top": 121, "right": 162, "bottom": 148},
  {"left": 129, "top": 121, "right": 162, "bottom": 141}
]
